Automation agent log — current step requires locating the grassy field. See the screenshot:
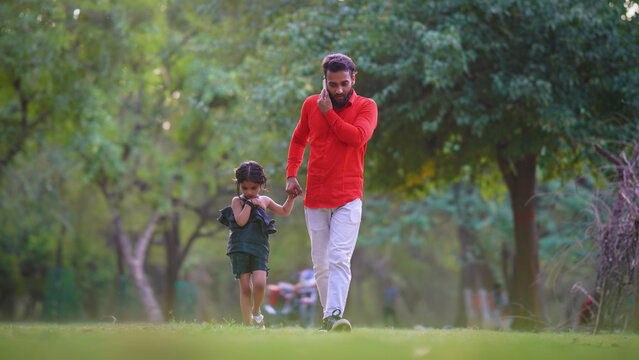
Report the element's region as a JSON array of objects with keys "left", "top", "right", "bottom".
[{"left": 1, "top": 323, "right": 638, "bottom": 360}]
